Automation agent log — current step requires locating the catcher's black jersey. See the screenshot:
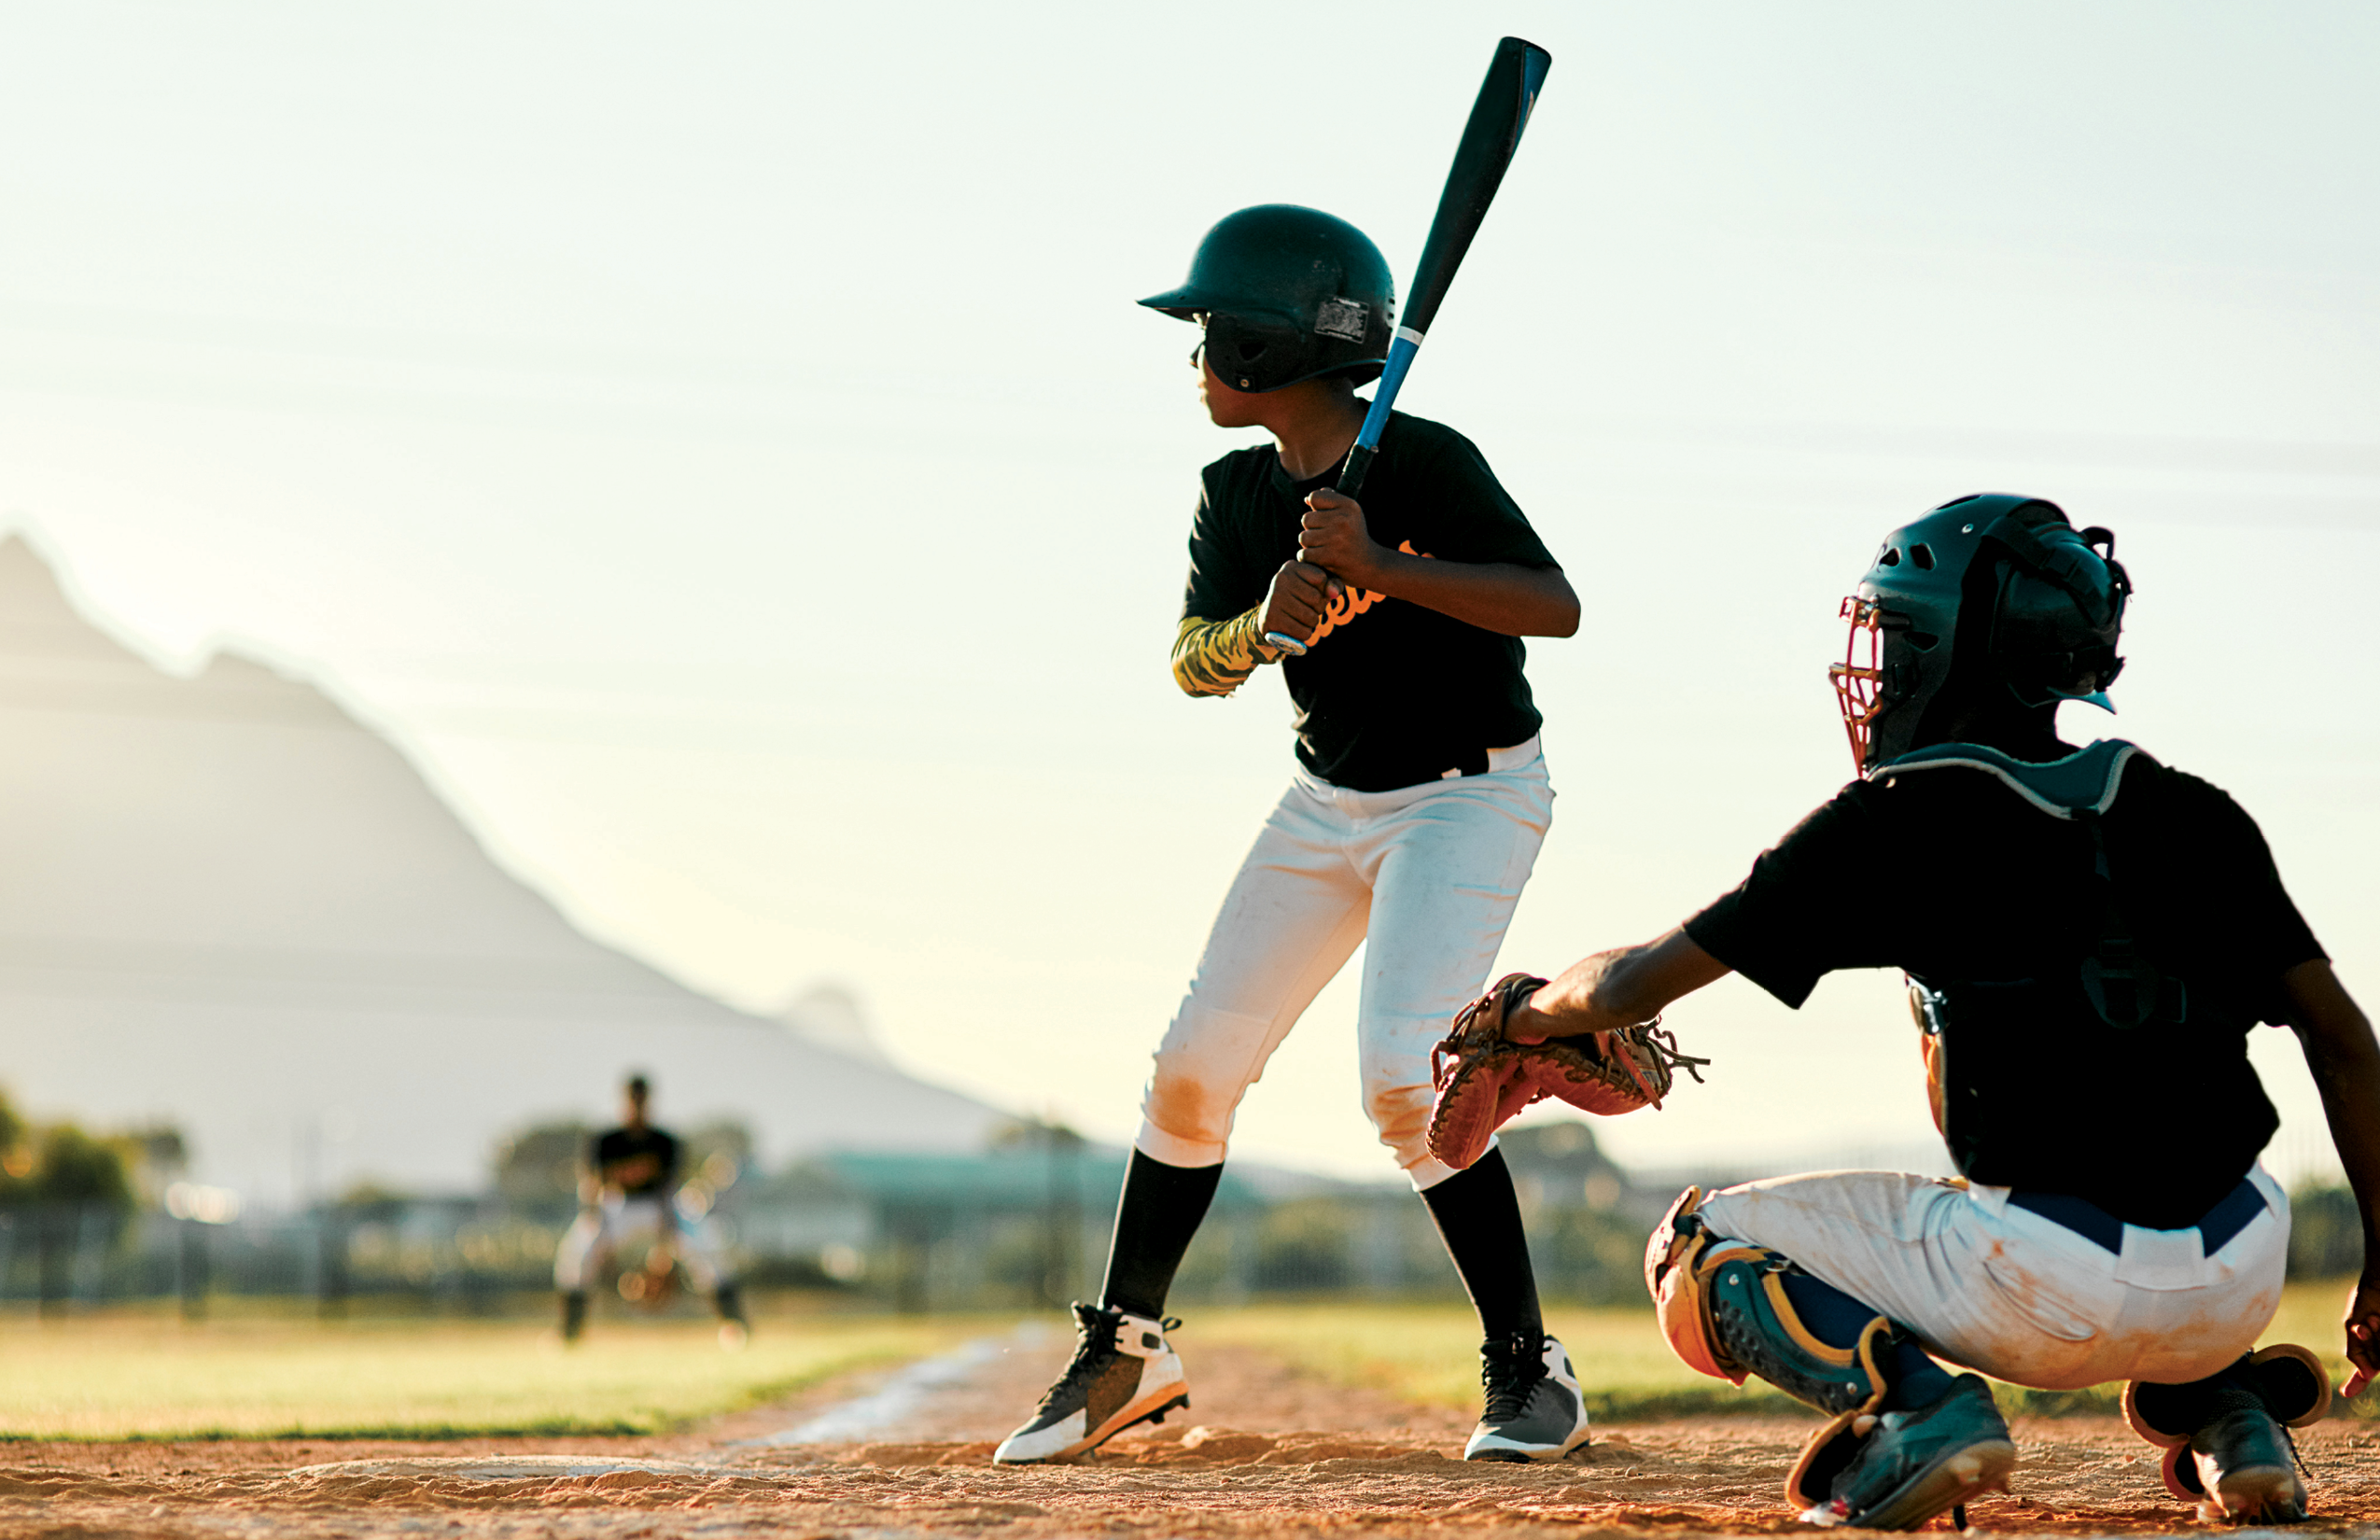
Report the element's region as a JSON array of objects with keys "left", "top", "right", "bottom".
[
  {"left": 1181, "top": 411, "right": 1559, "bottom": 792},
  {"left": 1685, "top": 748, "right": 2323, "bottom": 1229},
  {"left": 593, "top": 1126, "right": 679, "bottom": 1197}
]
